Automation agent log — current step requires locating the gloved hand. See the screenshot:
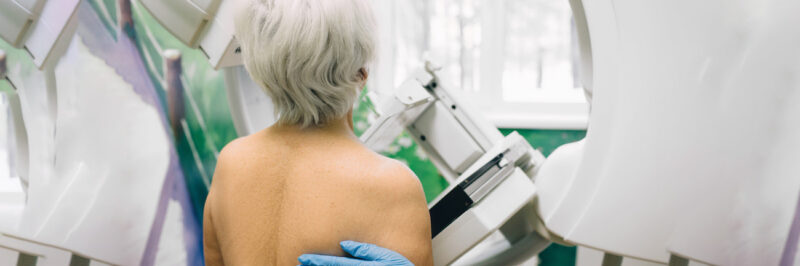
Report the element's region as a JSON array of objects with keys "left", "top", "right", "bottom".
[{"left": 298, "top": 240, "right": 413, "bottom": 266}]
